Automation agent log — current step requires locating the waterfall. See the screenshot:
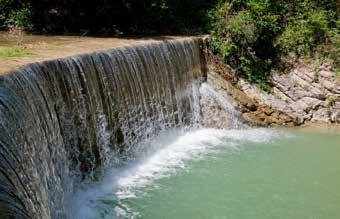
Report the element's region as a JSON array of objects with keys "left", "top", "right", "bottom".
[
  {"left": 199, "top": 83, "right": 245, "bottom": 129},
  {"left": 0, "top": 38, "right": 204, "bottom": 219}
]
